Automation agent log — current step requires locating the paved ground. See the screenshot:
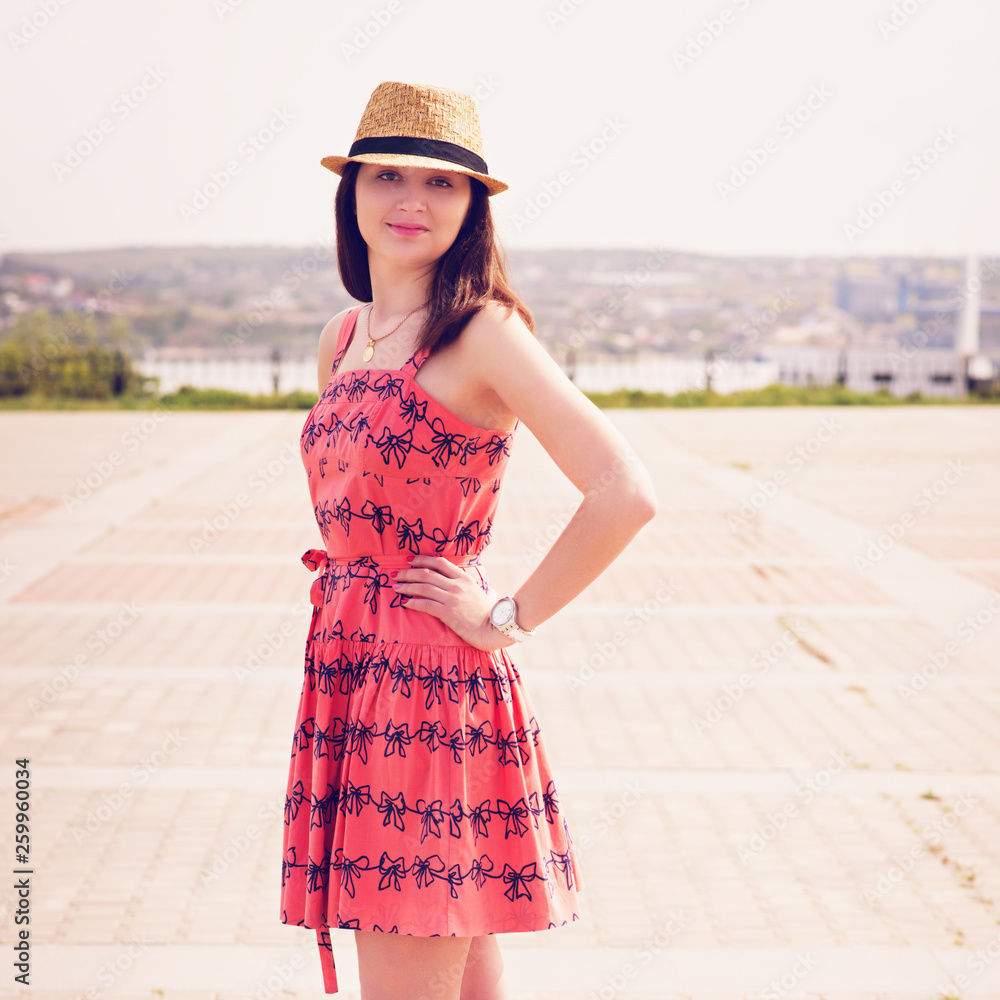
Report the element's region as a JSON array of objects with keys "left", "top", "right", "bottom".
[{"left": 1, "top": 405, "right": 999, "bottom": 1000}]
